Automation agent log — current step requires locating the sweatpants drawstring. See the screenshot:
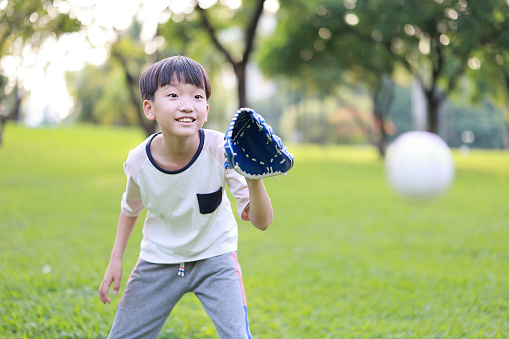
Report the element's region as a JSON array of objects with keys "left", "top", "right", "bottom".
[{"left": 178, "top": 262, "right": 185, "bottom": 277}]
